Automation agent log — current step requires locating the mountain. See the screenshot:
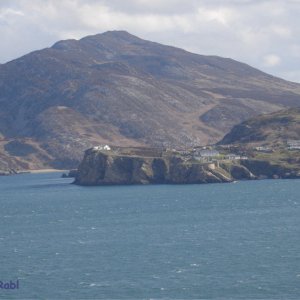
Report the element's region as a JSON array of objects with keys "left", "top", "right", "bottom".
[
  {"left": 0, "top": 30, "right": 300, "bottom": 171},
  {"left": 219, "top": 108, "right": 300, "bottom": 146}
]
